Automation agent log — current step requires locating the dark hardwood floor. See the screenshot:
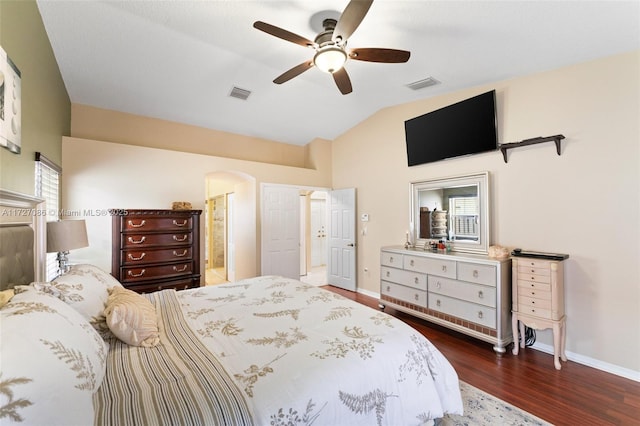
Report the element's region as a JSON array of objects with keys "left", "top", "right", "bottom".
[{"left": 323, "top": 285, "right": 640, "bottom": 426}]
